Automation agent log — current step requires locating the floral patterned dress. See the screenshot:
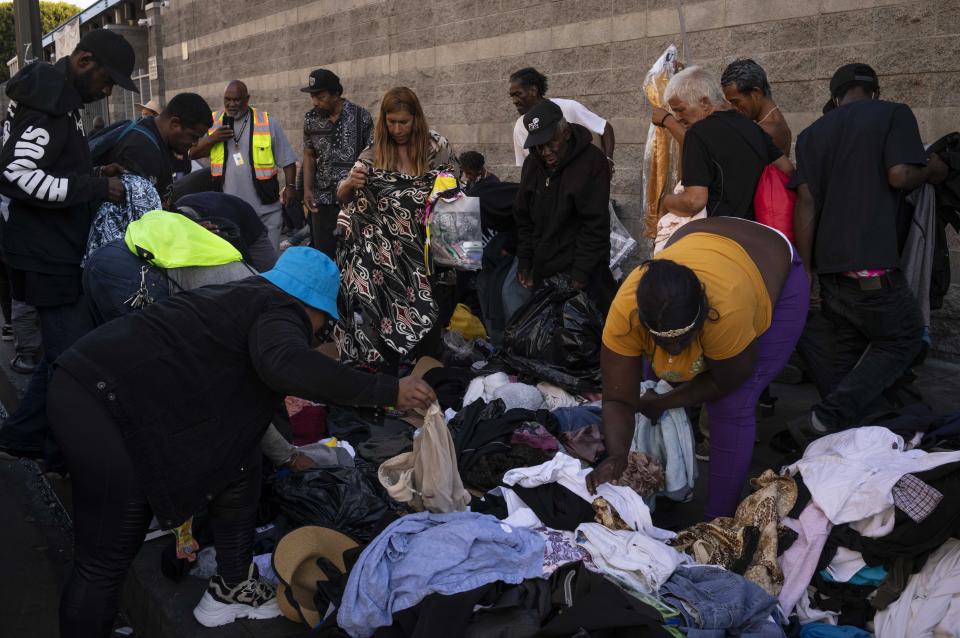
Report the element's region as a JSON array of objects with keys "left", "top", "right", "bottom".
[
  {"left": 334, "top": 132, "right": 458, "bottom": 370},
  {"left": 334, "top": 163, "right": 441, "bottom": 368}
]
